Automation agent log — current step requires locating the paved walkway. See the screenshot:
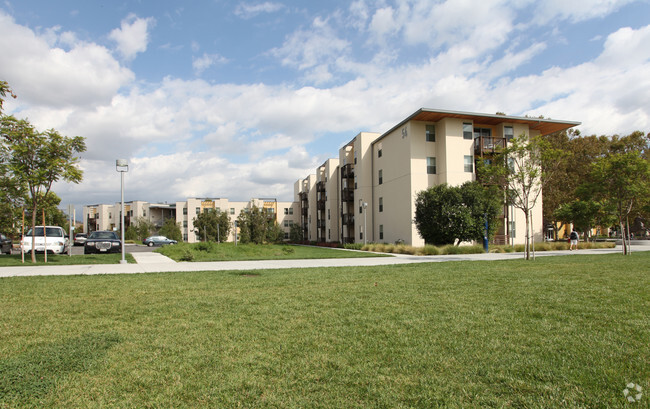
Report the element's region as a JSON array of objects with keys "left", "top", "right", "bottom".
[{"left": 0, "top": 244, "right": 646, "bottom": 279}]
